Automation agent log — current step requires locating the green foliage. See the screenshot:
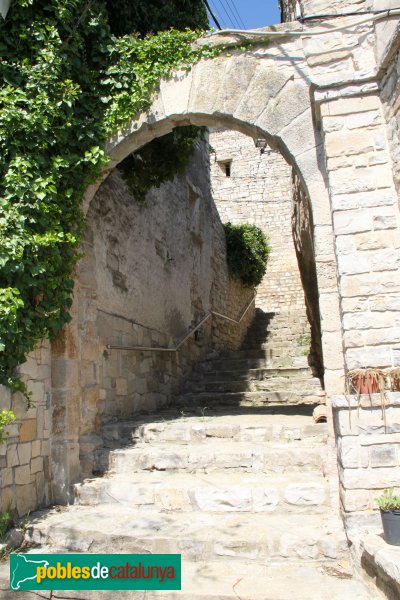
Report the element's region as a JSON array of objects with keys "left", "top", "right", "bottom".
[
  {"left": 0, "top": 510, "right": 13, "bottom": 540},
  {"left": 0, "top": 0, "right": 222, "bottom": 394},
  {"left": 224, "top": 222, "right": 271, "bottom": 287},
  {"left": 376, "top": 488, "right": 400, "bottom": 511},
  {"left": 0, "top": 410, "right": 15, "bottom": 444},
  {"left": 118, "top": 126, "right": 204, "bottom": 202},
  {"left": 105, "top": 0, "right": 208, "bottom": 37}
]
